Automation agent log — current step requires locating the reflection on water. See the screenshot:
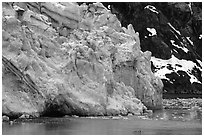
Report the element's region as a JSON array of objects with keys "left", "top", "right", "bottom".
[{"left": 2, "top": 109, "right": 202, "bottom": 135}]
